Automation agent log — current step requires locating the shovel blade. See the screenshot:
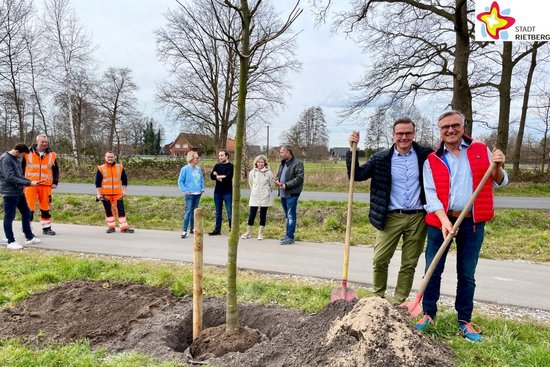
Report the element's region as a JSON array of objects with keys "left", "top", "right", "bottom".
[
  {"left": 400, "top": 293, "right": 423, "bottom": 317},
  {"left": 330, "top": 286, "right": 358, "bottom": 302}
]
